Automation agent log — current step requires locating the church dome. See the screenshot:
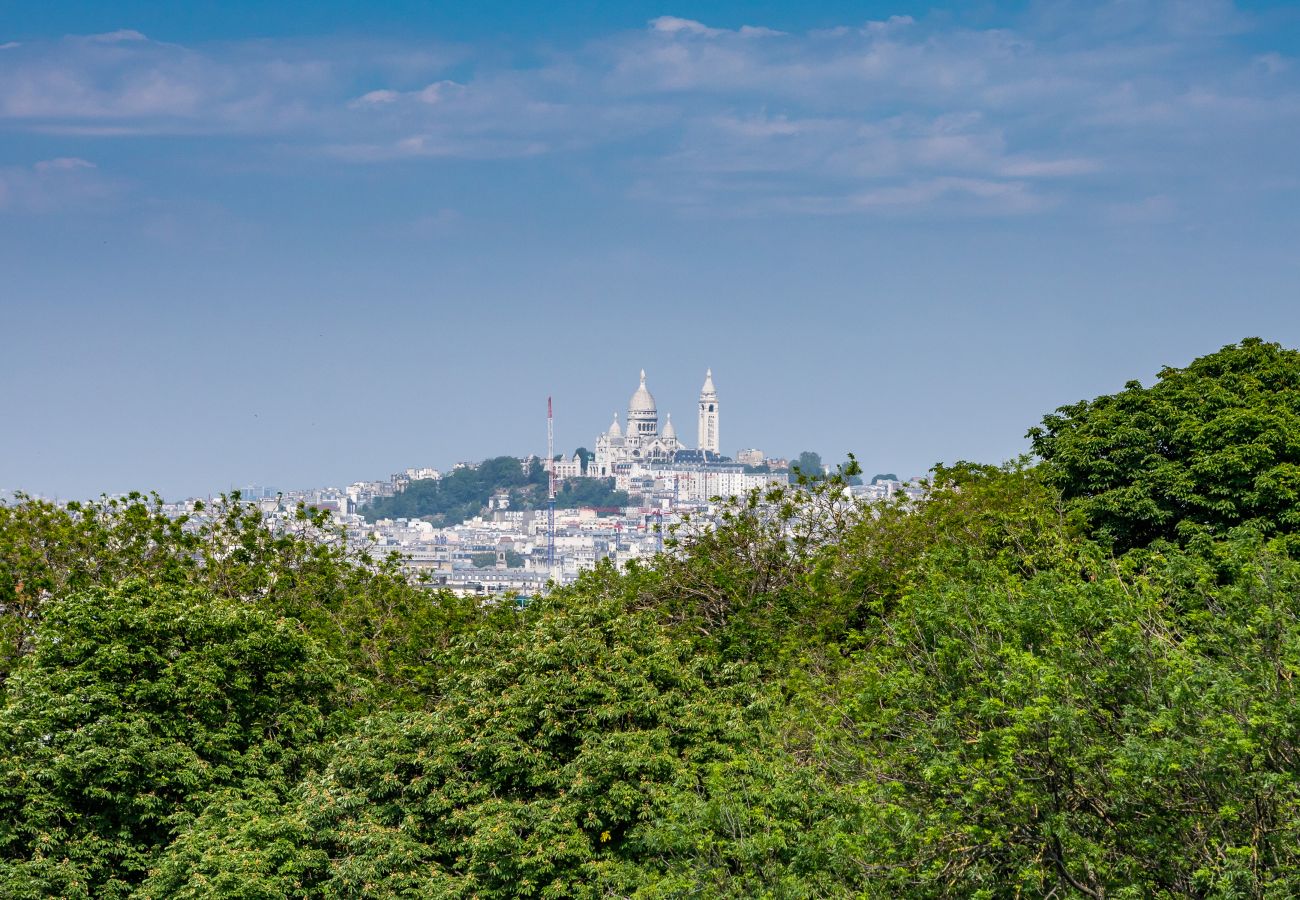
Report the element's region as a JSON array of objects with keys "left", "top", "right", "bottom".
[
  {"left": 607, "top": 413, "right": 622, "bottom": 438},
  {"left": 628, "top": 369, "right": 657, "bottom": 415},
  {"left": 662, "top": 413, "right": 677, "bottom": 441}
]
